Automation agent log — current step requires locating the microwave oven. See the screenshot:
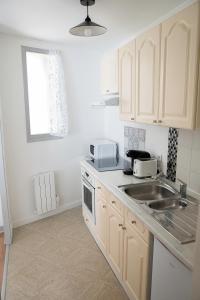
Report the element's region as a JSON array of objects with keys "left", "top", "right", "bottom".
[{"left": 89, "top": 139, "right": 117, "bottom": 160}]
